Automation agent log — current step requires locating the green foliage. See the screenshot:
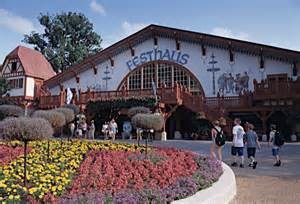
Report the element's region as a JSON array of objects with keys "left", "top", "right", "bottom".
[
  {"left": 32, "top": 110, "right": 66, "bottom": 130},
  {"left": 128, "top": 106, "right": 151, "bottom": 118},
  {"left": 0, "top": 105, "right": 24, "bottom": 120},
  {"left": 62, "top": 104, "right": 80, "bottom": 115},
  {"left": 0, "top": 77, "right": 9, "bottom": 96},
  {"left": 0, "top": 117, "right": 53, "bottom": 141},
  {"left": 132, "top": 113, "right": 164, "bottom": 131},
  {"left": 23, "top": 12, "right": 102, "bottom": 72},
  {"left": 87, "top": 97, "right": 156, "bottom": 129},
  {"left": 55, "top": 107, "right": 75, "bottom": 123}
]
